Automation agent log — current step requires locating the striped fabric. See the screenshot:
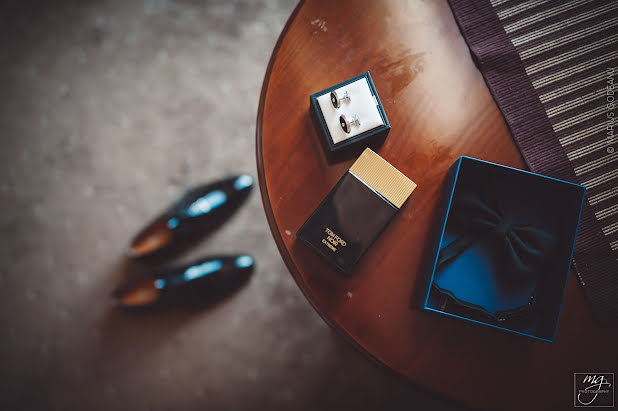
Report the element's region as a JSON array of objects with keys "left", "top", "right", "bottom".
[{"left": 448, "top": 0, "right": 618, "bottom": 324}]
